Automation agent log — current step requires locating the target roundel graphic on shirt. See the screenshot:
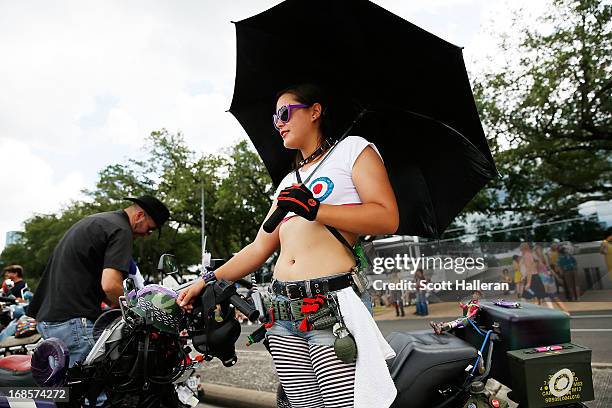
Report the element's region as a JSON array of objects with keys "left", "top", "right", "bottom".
[{"left": 308, "top": 177, "right": 334, "bottom": 202}]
